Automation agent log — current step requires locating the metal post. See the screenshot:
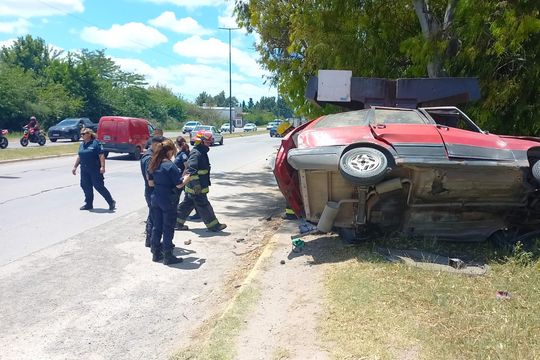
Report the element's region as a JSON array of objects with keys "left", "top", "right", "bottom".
[{"left": 219, "top": 27, "right": 239, "bottom": 134}]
